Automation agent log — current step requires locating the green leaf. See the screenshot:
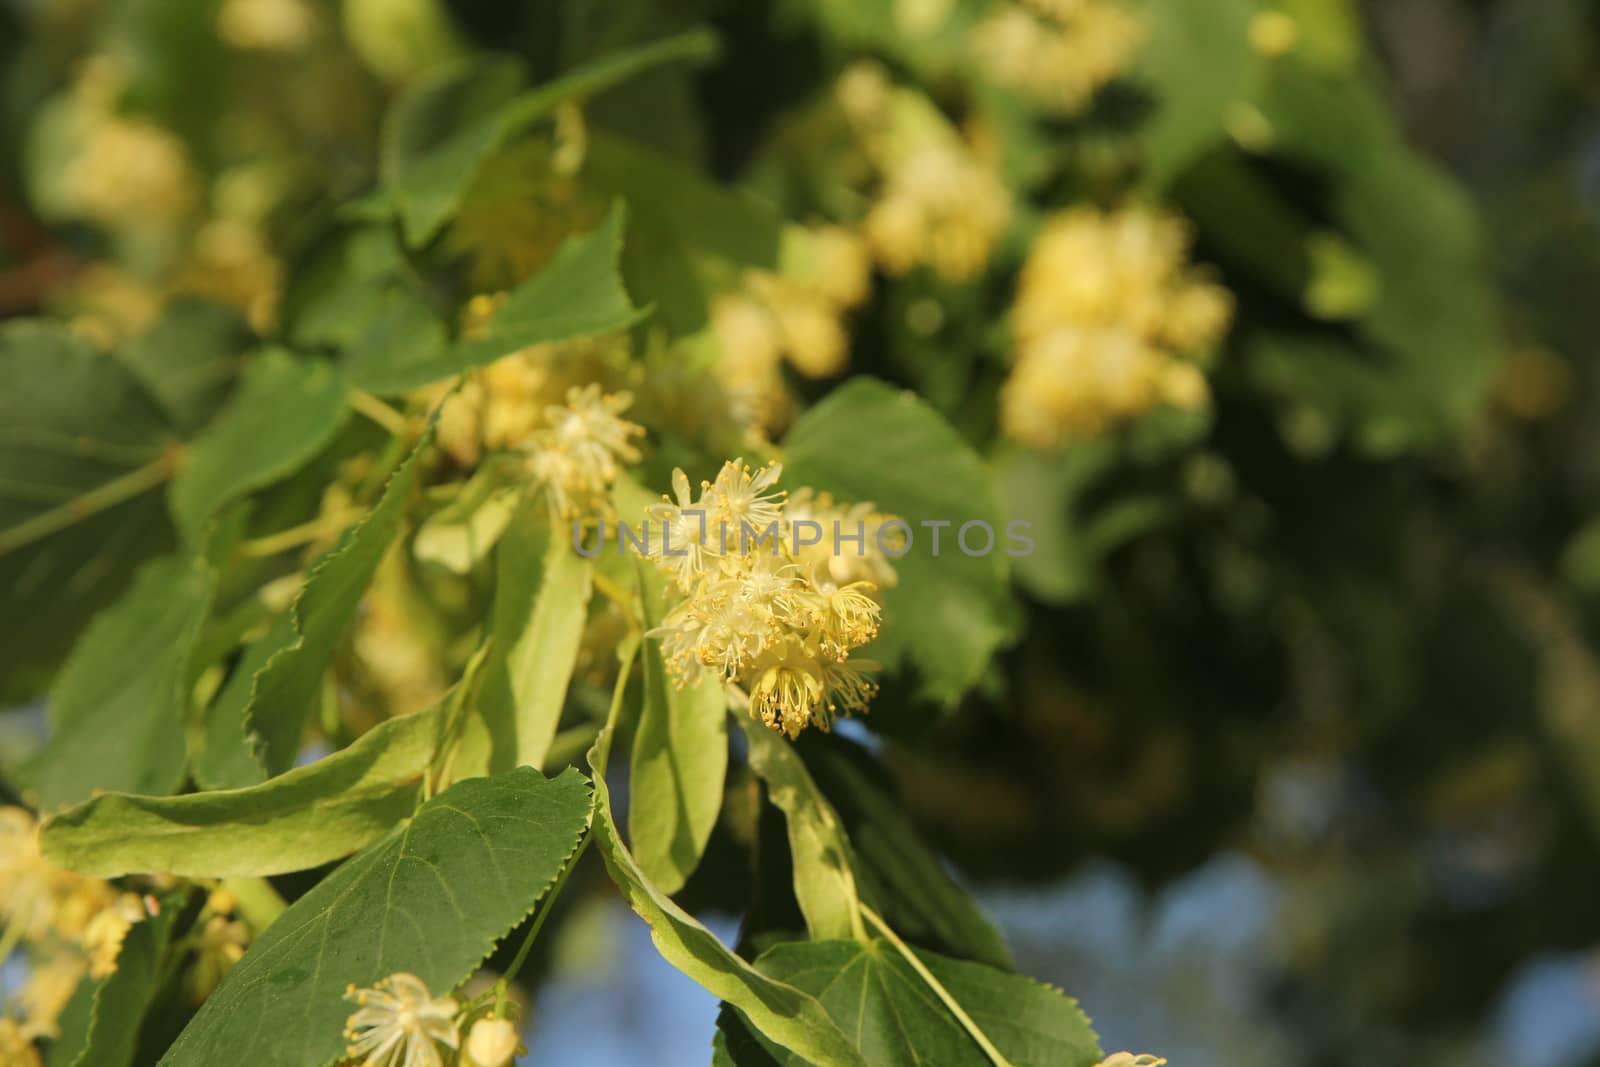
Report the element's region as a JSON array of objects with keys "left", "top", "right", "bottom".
[
  {"left": 384, "top": 29, "right": 719, "bottom": 246},
  {"left": 630, "top": 563, "right": 728, "bottom": 895},
  {"left": 1132, "top": 0, "right": 1263, "bottom": 189},
  {"left": 582, "top": 131, "right": 782, "bottom": 270},
  {"left": 25, "top": 548, "right": 217, "bottom": 809},
  {"left": 0, "top": 321, "right": 176, "bottom": 700},
  {"left": 803, "top": 736, "right": 1012, "bottom": 970},
  {"left": 727, "top": 940, "right": 1102, "bottom": 1067},
  {"left": 158, "top": 767, "right": 592, "bottom": 1067},
  {"left": 735, "top": 715, "right": 859, "bottom": 941},
  {"left": 339, "top": 284, "right": 452, "bottom": 396},
  {"left": 466, "top": 502, "right": 594, "bottom": 775},
  {"left": 192, "top": 611, "right": 293, "bottom": 790},
  {"left": 113, "top": 298, "right": 248, "bottom": 434},
  {"left": 782, "top": 378, "right": 1021, "bottom": 707},
  {"left": 587, "top": 666, "right": 869, "bottom": 1067},
  {"left": 1247, "top": 60, "right": 1499, "bottom": 449},
  {"left": 202, "top": 416, "right": 438, "bottom": 785},
  {"left": 43, "top": 976, "right": 94, "bottom": 1067},
  {"left": 379, "top": 56, "right": 528, "bottom": 192},
  {"left": 169, "top": 349, "right": 350, "bottom": 541},
  {"left": 347, "top": 204, "right": 646, "bottom": 394},
  {"left": 283, "top": 228, "right": 408, "bottom": 350},
  {"left": 42, "top": 694, "right": 451, "bottom": 878},
  {"left": 69, "top": 892, "right": 184, "bottom": 1067},
  {"left": 995, "top": 442, "right": 1119, "bottom": 606},
  {"left": 411, "top": 464, "right": 521, "bottom": 574}
]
